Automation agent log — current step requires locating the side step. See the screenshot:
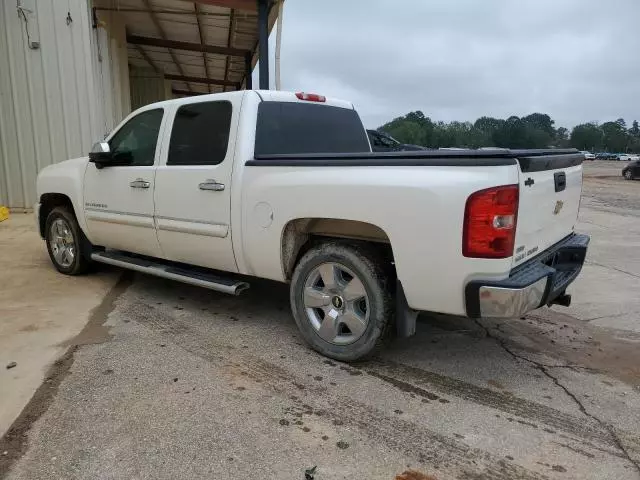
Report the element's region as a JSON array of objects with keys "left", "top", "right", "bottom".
[{"left": 91, "top": 251, "right": 250, "bottom": 295}]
